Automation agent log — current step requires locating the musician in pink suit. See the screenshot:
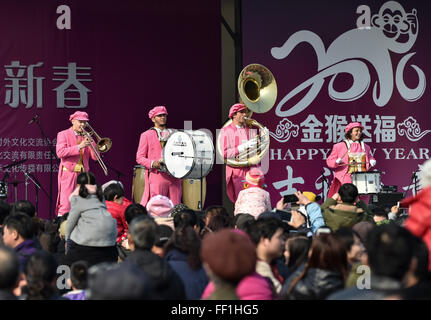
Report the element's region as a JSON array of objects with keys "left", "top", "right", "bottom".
[
  {"left": 55, "top": 111, "right": 97, "bottom": 216},
  {"left": 136, "top": 106, "right": 182, "bottom": 206},
  {"left": 220, "top": 103, "right": 259, "bottom": 203},
  {"left": 326, "top": 122, "right": 376, "bottom": 199}
]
